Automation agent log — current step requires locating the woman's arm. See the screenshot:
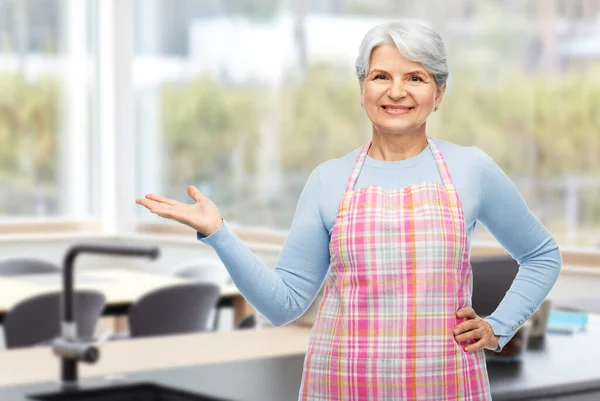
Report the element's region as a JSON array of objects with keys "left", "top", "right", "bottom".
[
  {"left": 198, "top": 167, "right": 331, "bottom": 326},
  {"left": 474, "top": 148, "right": 562, "bottom": 352}
]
